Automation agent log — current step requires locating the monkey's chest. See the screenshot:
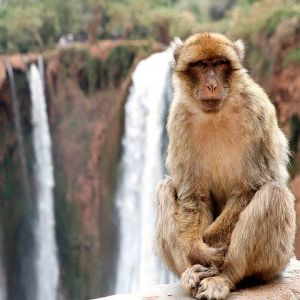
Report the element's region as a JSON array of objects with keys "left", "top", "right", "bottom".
[{"left": 192, "top": 124, "right": 248, "bottom": 199}]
